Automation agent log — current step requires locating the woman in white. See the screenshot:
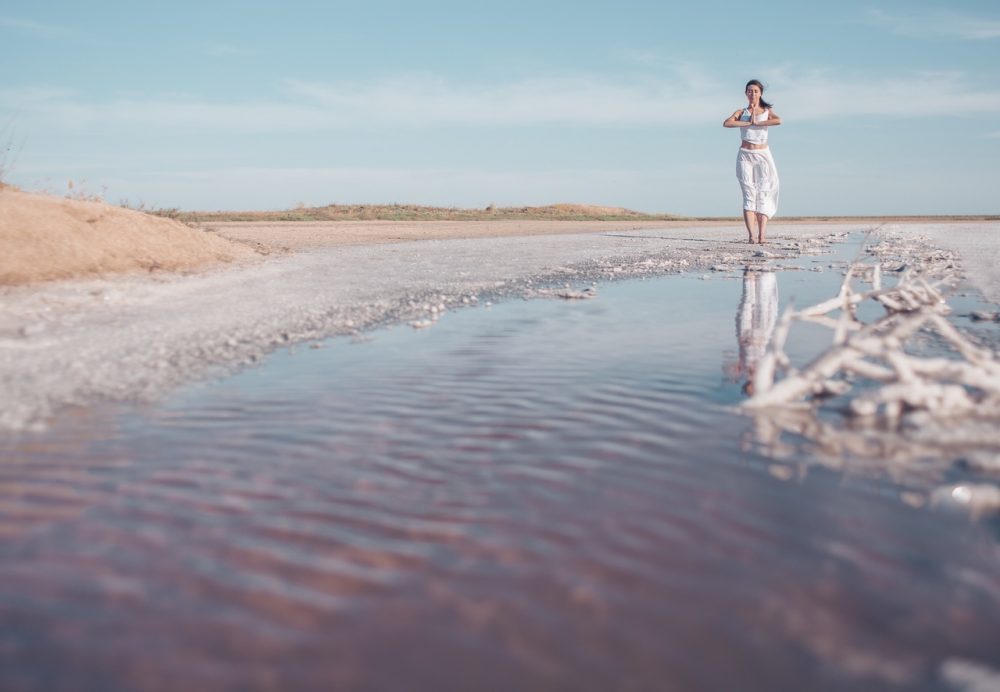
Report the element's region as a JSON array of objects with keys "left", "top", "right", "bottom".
[
  {"left": 735, "top": 268, "right": 778, "bottom": 395},
  {"left": 723, "top": 80, "right": 781, "bottom": 244}
]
